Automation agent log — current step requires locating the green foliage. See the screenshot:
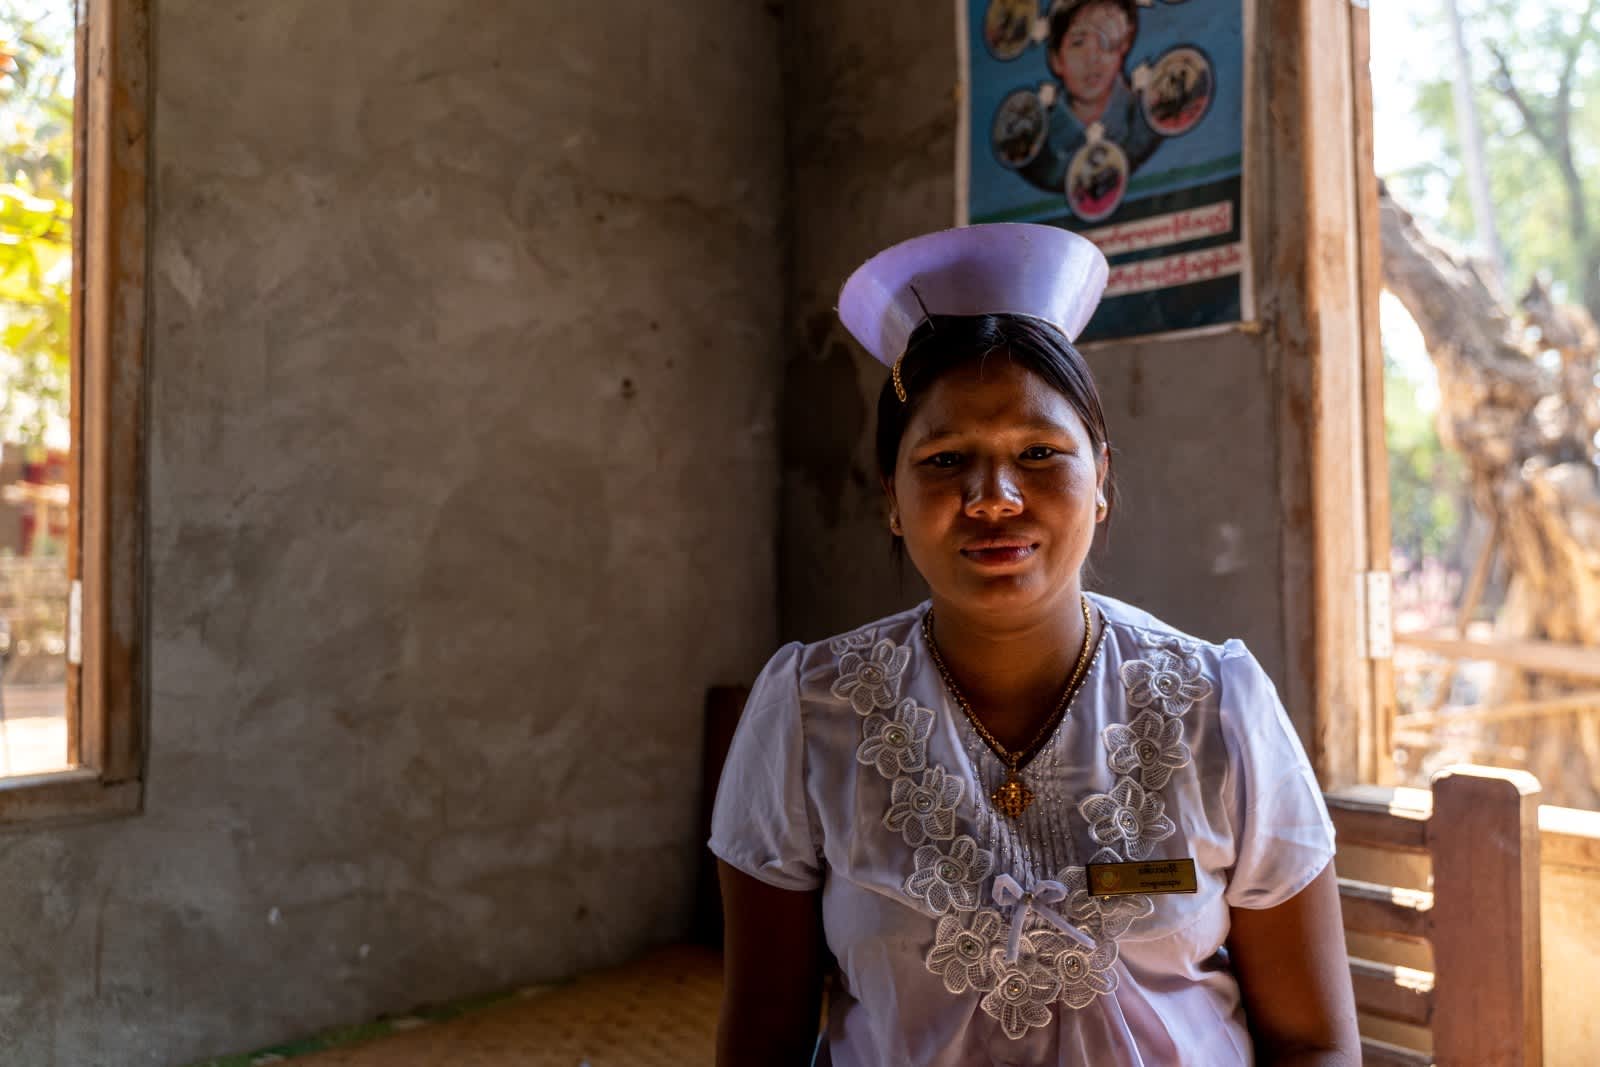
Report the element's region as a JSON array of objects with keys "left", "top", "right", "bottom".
[
  {"left": 1388, "top": 0, "right": 1600, "bottom": 306},
  {"left": 0, "top": 1, "right": 72, "bottom": 451},
  {"left": 1384, "top": 346, "right": 1467, "bottom": 564}
]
